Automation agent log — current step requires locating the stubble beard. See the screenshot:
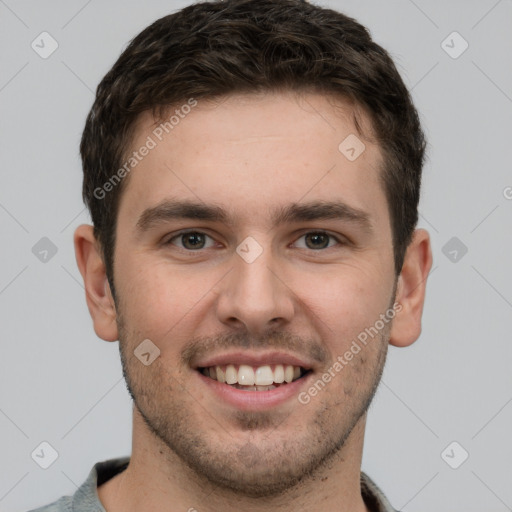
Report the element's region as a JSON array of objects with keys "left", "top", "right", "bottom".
[{"left": 116, "top": 309, "right": 390, "bottom": 499}]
